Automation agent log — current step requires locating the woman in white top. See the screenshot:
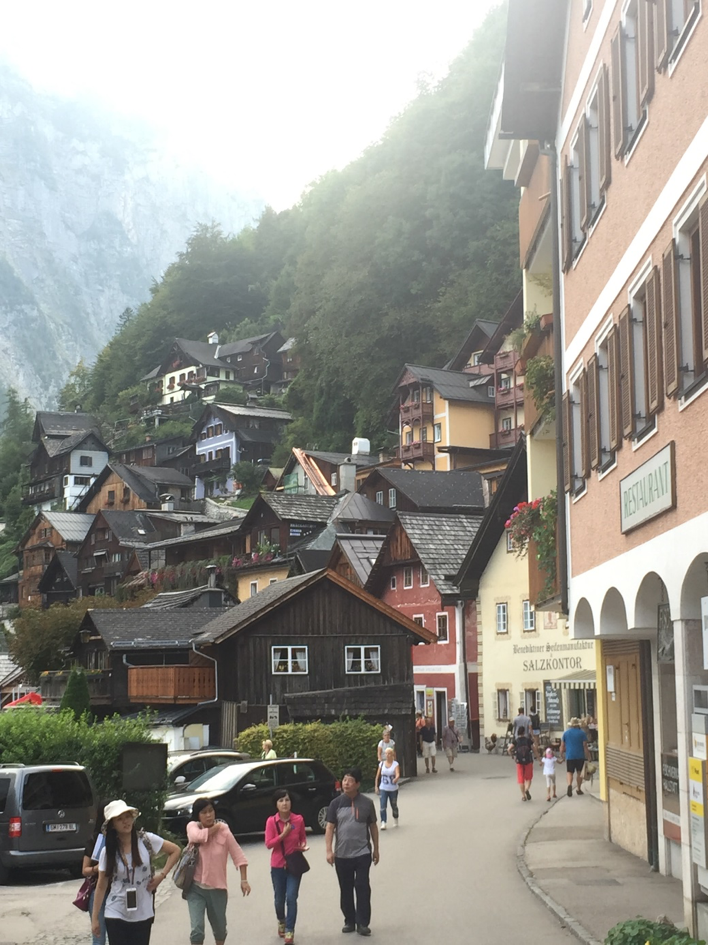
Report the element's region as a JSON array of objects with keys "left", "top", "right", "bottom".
[
  {"left": 374, "top": 747, "right": 401, "bottom": 829},
  {"left": 377, "top": 729, "right": 396, "bottom": 762},
  {"left": 92, "top": 800, "right": 180, "bottom": 945}
]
